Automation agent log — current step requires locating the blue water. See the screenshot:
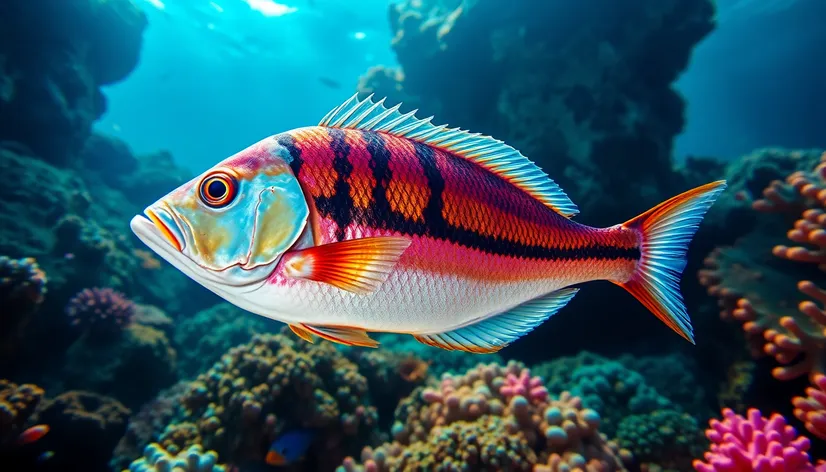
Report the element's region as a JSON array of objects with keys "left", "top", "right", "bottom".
[{"left": 98, "top": 0, "right": 825, "bottom": 170}]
